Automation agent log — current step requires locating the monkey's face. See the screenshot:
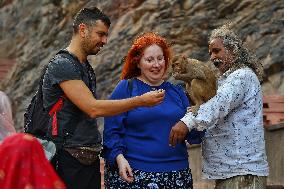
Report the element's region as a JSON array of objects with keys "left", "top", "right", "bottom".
[
  {"left": 172, "top": 55, "right": 186, "bottom": 74},
  {"left": 172, "top": 61, "right": 182, "bottom": 74}
]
